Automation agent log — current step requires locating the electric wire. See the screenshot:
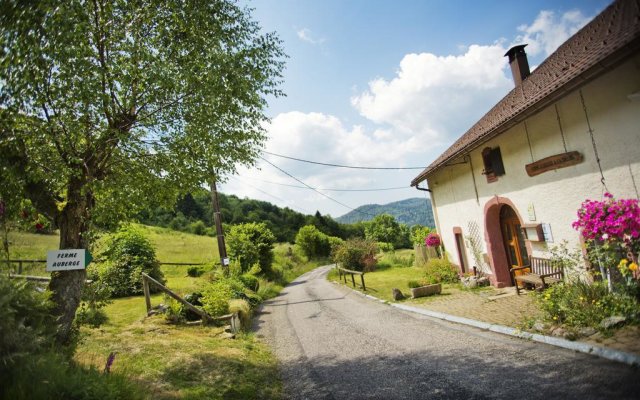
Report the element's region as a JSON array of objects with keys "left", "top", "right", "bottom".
[
  {"left": 259, "top": 156, "right": 375, "bottom": 217},
  {"left": 239, "top": 177, "right": 410, "bottom": 192},
  {"left": 227, "top": 176, "right": 315, "bottom": 215},
  {"left": 262, "top": 150, "right": 427, "bottom": 170}
]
